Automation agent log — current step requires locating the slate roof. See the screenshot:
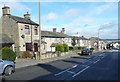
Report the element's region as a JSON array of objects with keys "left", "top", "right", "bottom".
[
  {"left": 9, "top": 15, "right": 39, "bottom": 26},
  {"left": 50, "top": 43, "right": 58, "bottom": 47},
  {"left": 41, "top": 31, "right": 71, "bottom": 38},
  {"left": 70, "top": 36, "right": 89, "bottom": 40},
  {"left": 0, "top": 34, "right": 14, "bottom": 44}
]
